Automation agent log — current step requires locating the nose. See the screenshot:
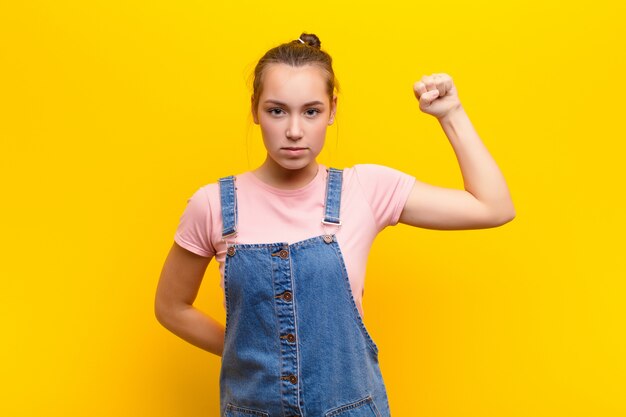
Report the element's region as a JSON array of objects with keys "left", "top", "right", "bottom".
[{"left": 286, "top": 115, "right": 304, "bottom": 140}]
